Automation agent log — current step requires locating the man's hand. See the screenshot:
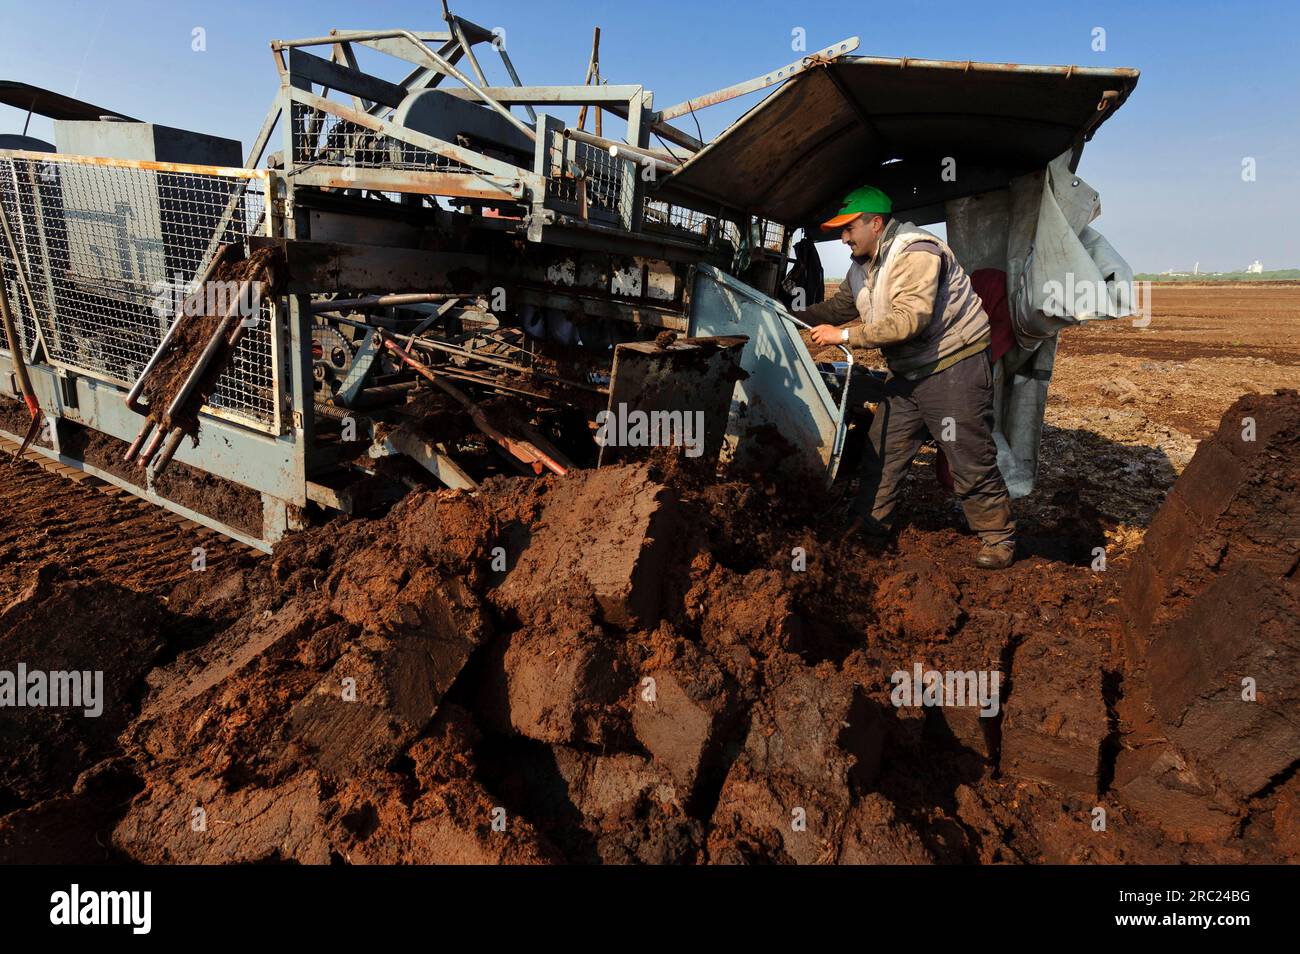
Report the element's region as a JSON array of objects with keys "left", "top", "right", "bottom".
[{"left": 809, "top": 324, "right": 845, "bottom": 347}]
